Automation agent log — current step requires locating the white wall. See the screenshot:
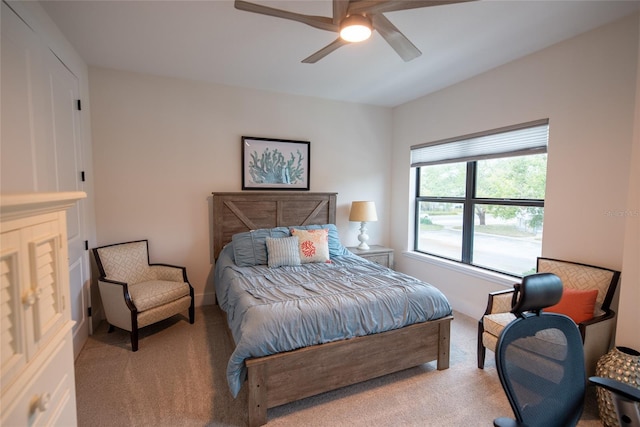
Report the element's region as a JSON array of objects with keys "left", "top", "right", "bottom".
[
  {"left": 390, "top": 11, "right": 639, "bottom": 338},
  {"left": 616, "top": 26, "right": 640, "bottom": 351},
  {"left": 88, "top": 68, "right": 392, "bottom": 305}
]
